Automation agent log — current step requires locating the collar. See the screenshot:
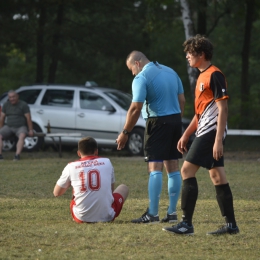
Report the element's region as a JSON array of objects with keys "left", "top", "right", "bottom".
[
  {"left": 200, "top": 63, "right": 212, "bottom": 73},
  {"left": 79, "top": 155, "right": 99, "bottom": 161}
]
